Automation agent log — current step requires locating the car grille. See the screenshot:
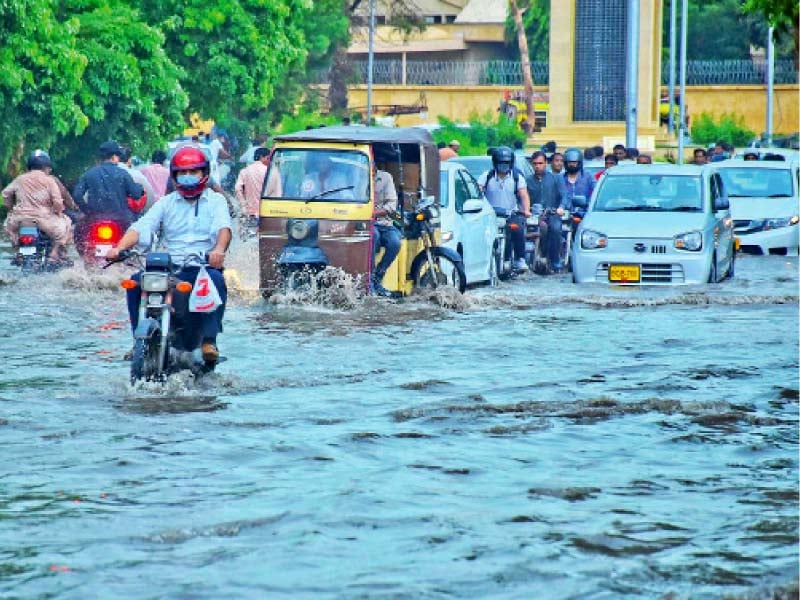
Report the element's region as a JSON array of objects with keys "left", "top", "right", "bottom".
[
  {"left": 734, "top": 219, "right": 763, "bottom": 234},
  {"left": 596, "top": 263, "right": 686, "bottom": 284}
]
